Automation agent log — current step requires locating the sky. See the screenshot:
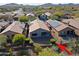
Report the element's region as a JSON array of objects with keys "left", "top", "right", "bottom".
[{"left": 0, "top": 0, "right": 79, "bottom": 5}]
